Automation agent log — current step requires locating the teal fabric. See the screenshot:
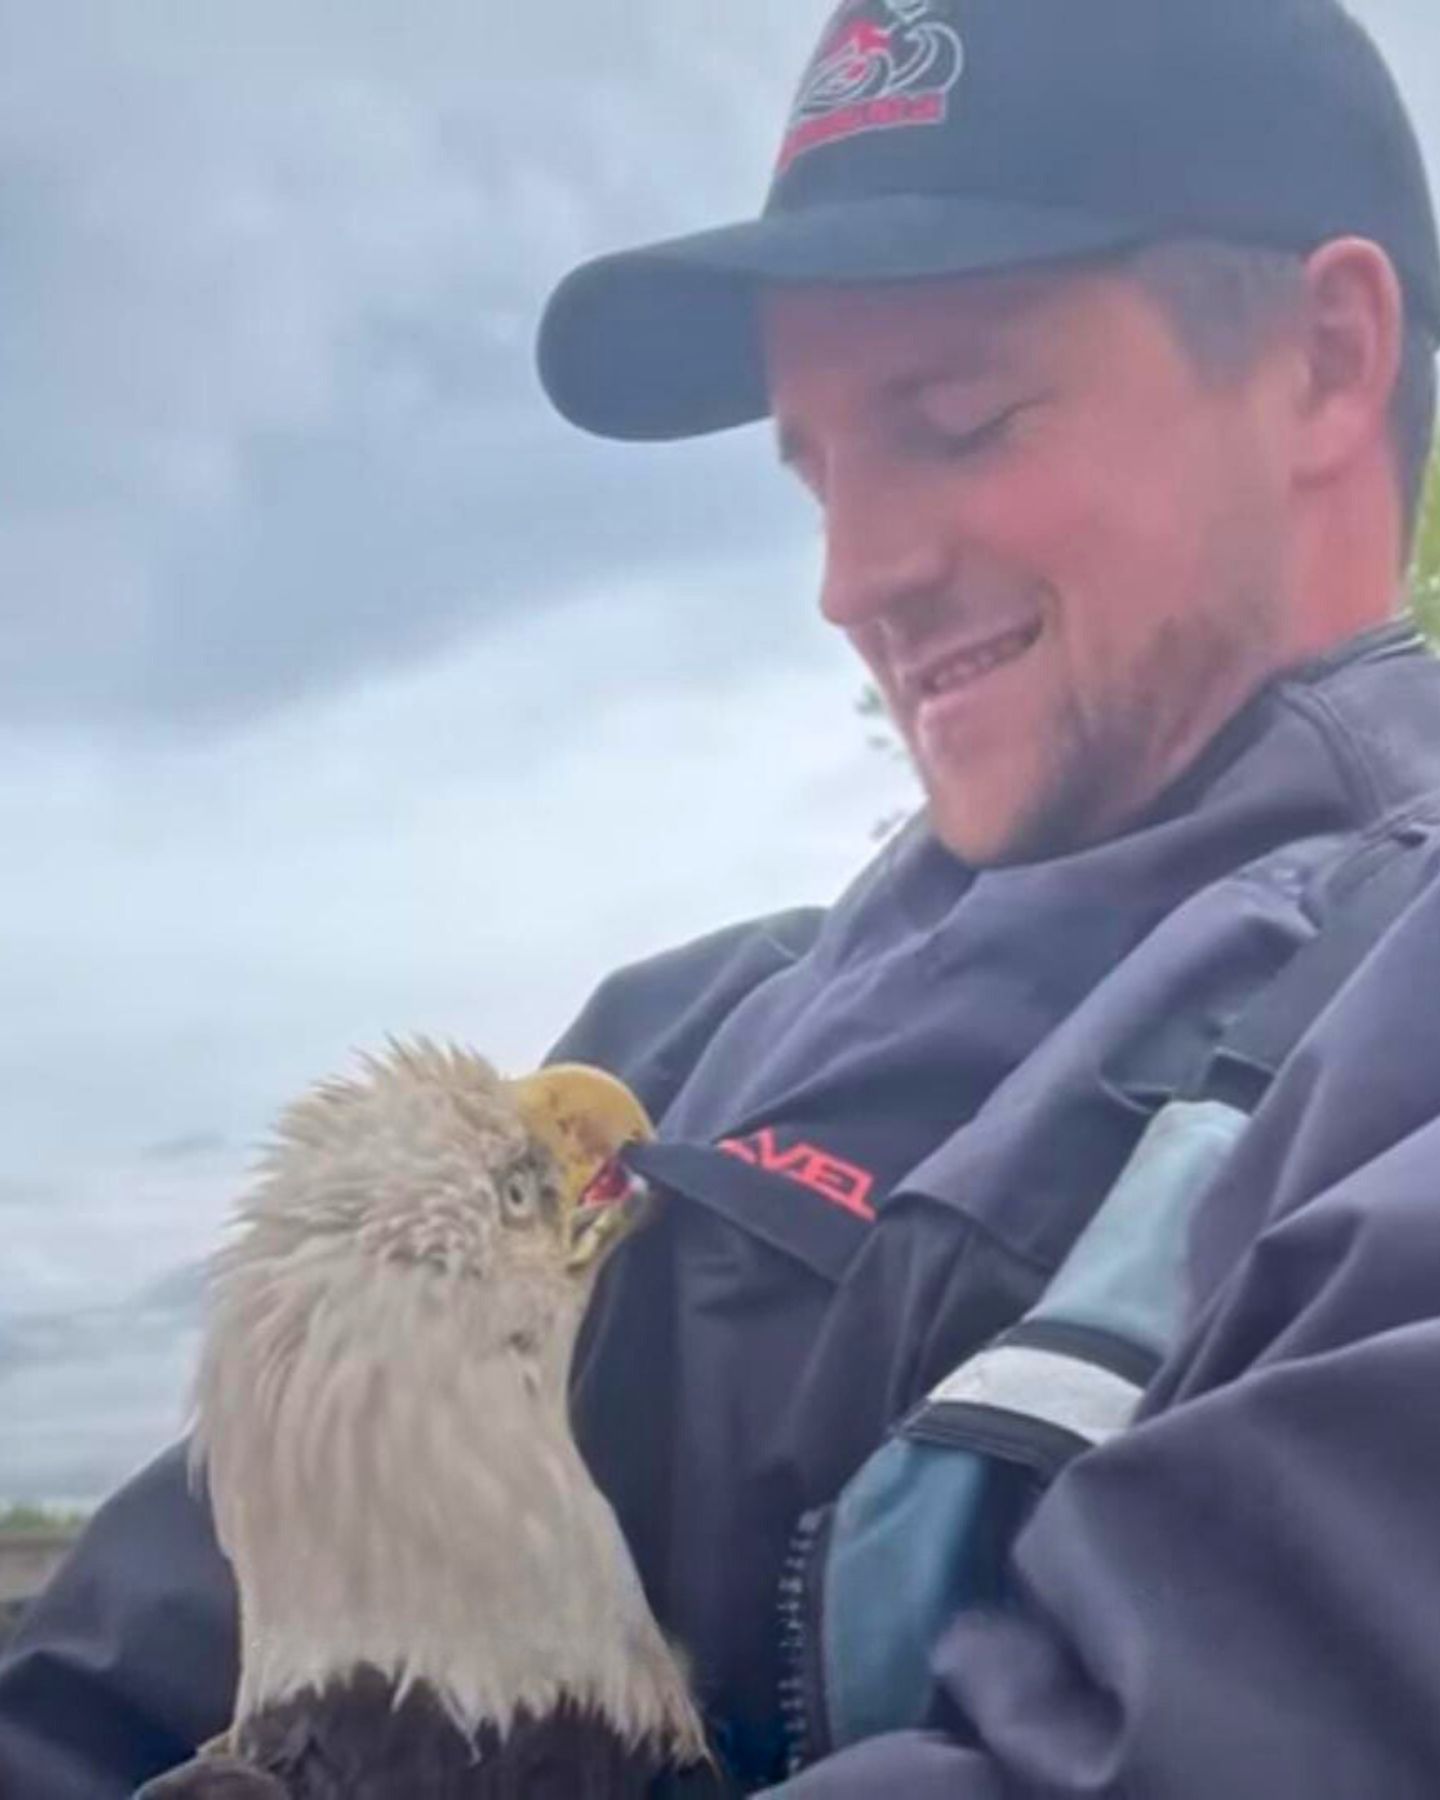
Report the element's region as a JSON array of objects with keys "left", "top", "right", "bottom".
[
  {"left": 1038, "top": 1100, "right": 1250, "bottom": 1355},
  {"left": 823, "top": 1440, "right": 997, "bottom": 1750},
  {"left": 816, "top": 1099, "right": 1251, "bottom": 1752}
]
